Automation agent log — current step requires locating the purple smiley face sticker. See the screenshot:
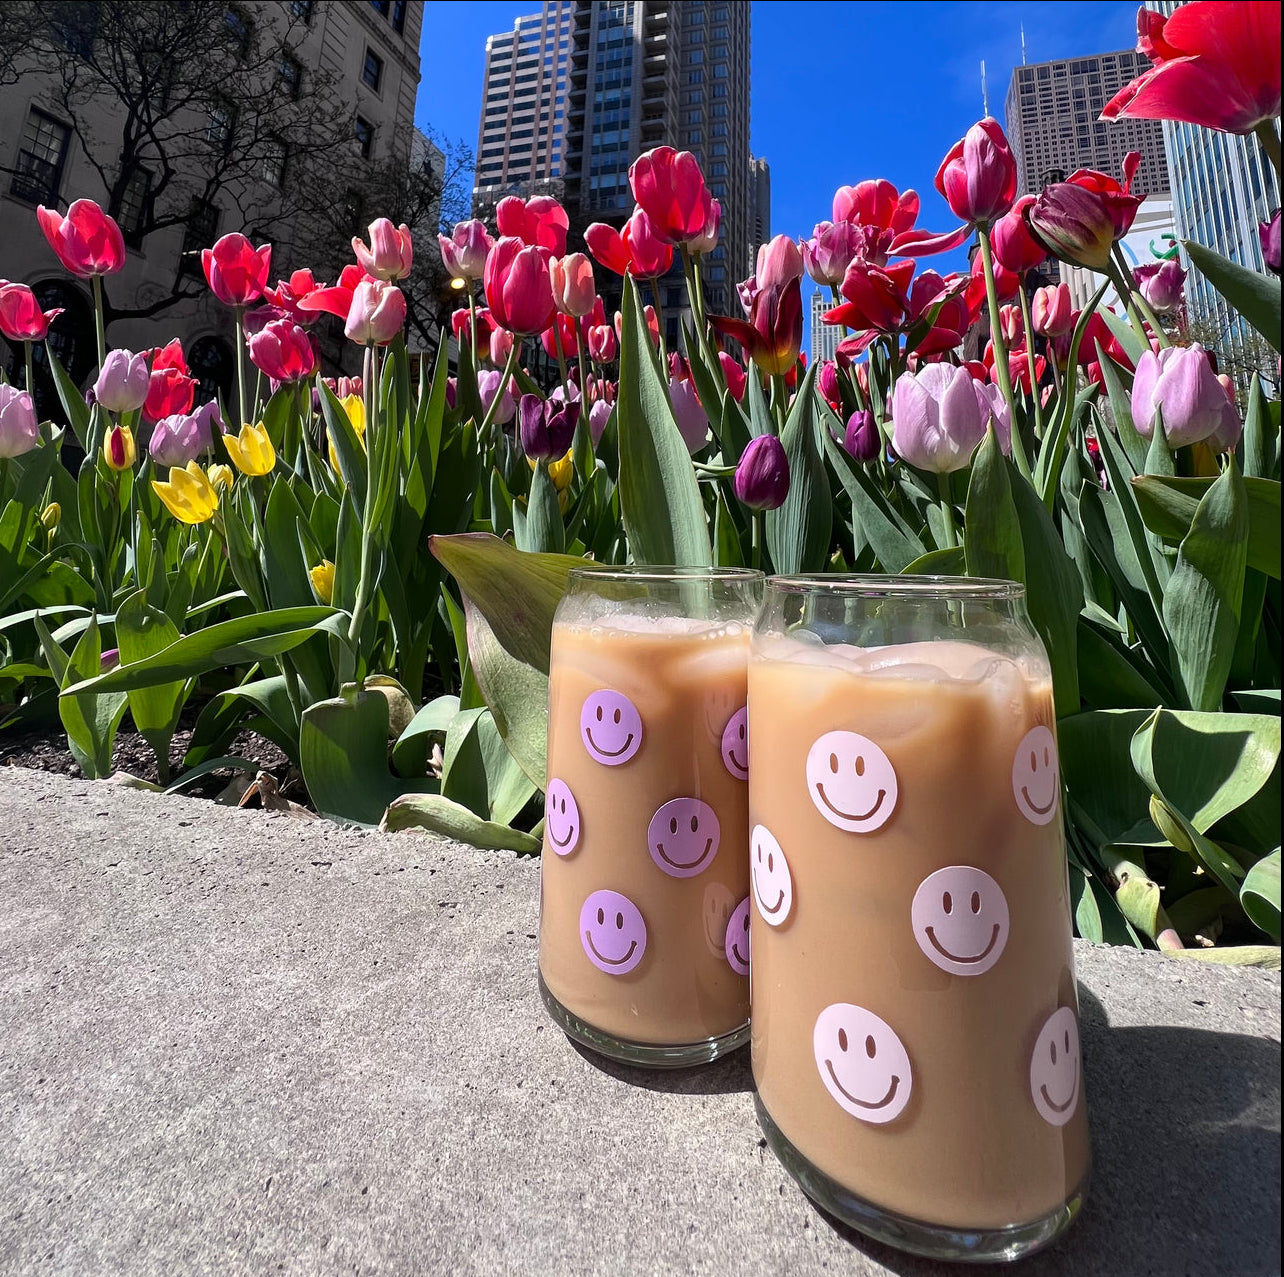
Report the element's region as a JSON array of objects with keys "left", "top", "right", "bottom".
[
  {"left": 720, "top": 706, "right": 749, "bottom": 780},
  {"left": 911, "top": 865, "right": 1010, "bottom": 977},
  {"left": 647, "top": 797, "right": 720, "bottom": 878},
  {"left": 545, "top": 778, "right": 581, "bottom": 857},
  {"left": 724, "top": 896, "right": 751, "bottom": 975},
  {"left": 580, "top": 889, "right": 647, "bottom": 976},
  {"left": 580, "top": 690, "right": 642, "bottom": 766}
]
